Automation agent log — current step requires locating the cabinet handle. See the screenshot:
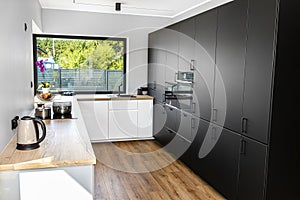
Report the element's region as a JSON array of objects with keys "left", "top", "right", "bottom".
[
  {"left": 240, "top": 139, "right": 246, "bottom": 154},
  {"left": 154, "top": 81, "right": 157, "bottom": 89},
  {"left": 162, "top": 94, "right": 166, "bottom": 103},
  {"left": 192, "top": 102, "right": 196, "bottom": 113},
  {"left": 191, "top": 118, "right": 196, "bottom": 129},
  {"left": 190, "top": 60, "right": 195, "bottom": 71},
  {"left": 212, "top": 109, "right": 217, "bottom": 122},
  {"left": 211, "top": 126, "right": 217, "bottom": 140},
  {"left": 241, "top": 118, "right": 248, "bottom": 133}
]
